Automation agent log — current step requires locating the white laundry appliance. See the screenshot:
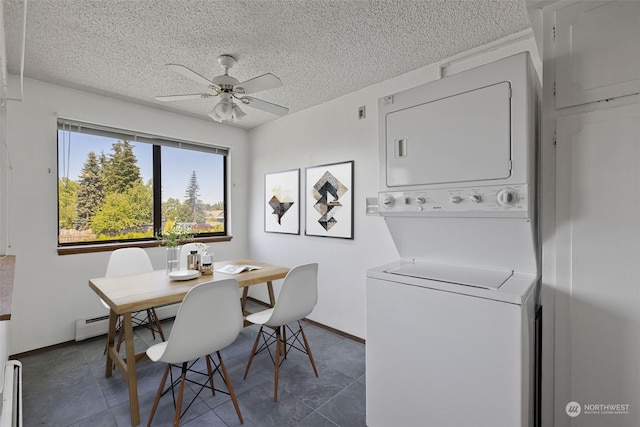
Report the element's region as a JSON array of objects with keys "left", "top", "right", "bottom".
[{"left": 366, "top": 52, "right": 541, "bottom": 427}]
